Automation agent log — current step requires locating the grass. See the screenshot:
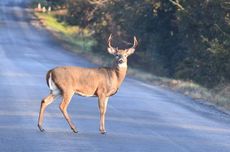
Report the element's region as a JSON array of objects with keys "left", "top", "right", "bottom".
[
  {"left": 129, "top": 67, "right": 230, "bottom": 110},
  {"left": 35, "top": 12, "right": 96, "bottom": 52},
  {"left": 34, "top": 12, "right": 230, "bottom": 111}
]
